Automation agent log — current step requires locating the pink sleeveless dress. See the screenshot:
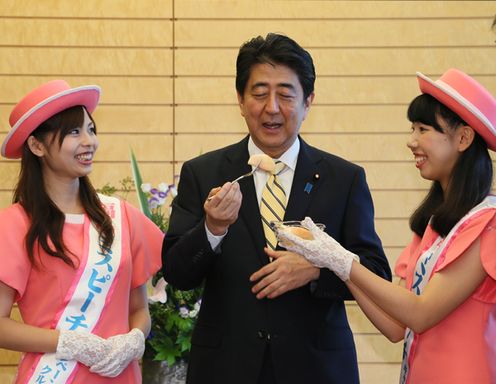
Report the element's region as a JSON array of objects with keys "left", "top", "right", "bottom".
[
  {"left": 0, "top": 201, "right": 163, "bottom": 383},
  {"left": 395, "top": 209, "right": 496, "bottom": 383}
]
